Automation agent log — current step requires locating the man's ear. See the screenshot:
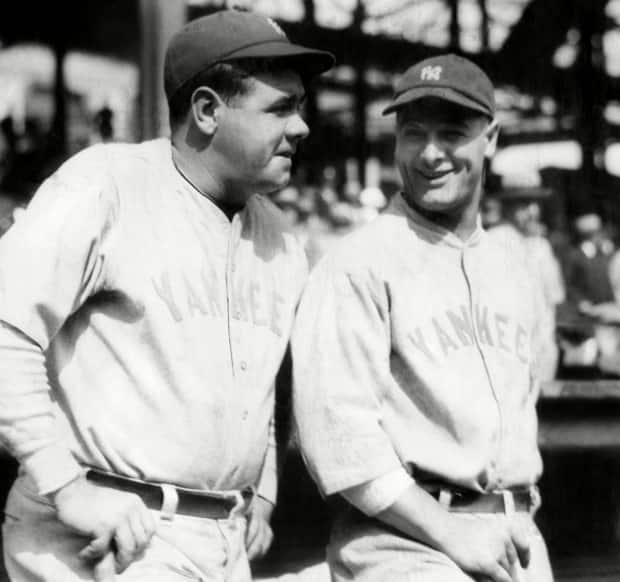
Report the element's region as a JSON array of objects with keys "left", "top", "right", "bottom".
[
  {"left": 190, "top": 87, "right": 222, "bottom": 136},
  {"left": 485, "top": 119, "right": 499, "bottom": 158}
]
